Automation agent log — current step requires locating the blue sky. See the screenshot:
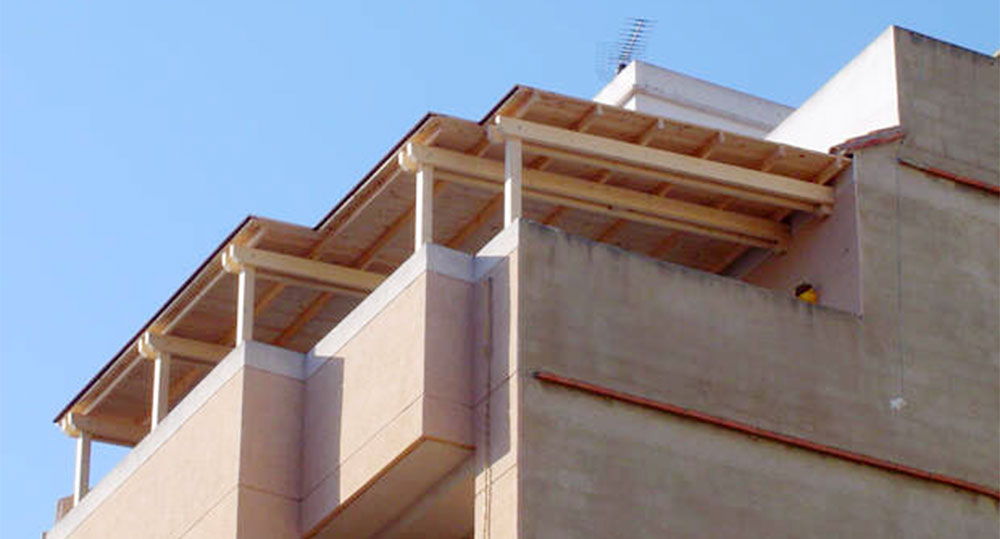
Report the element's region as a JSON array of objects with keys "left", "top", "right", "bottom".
[{"left": 1, "top": 0, "right": 996, "bottom": 535}]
